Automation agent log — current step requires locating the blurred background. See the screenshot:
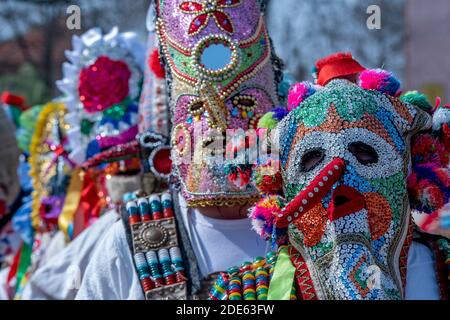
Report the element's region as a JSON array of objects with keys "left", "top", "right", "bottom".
[{"left": 0, "top": 0, "right": 449, "bottom": 106}]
